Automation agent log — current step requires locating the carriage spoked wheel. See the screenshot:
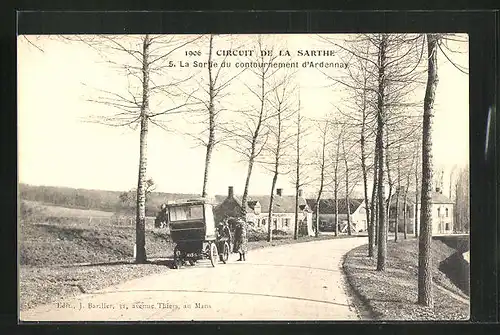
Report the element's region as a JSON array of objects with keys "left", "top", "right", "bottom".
[
  {"left": 209, "top": 242, "right": 218, "bottom": 267},
  {"left": 173, "top": 246, "right": 183, "bottom": 269},
  {"left": 219, "top": 242, "right": 230, "bottom": 264}
]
